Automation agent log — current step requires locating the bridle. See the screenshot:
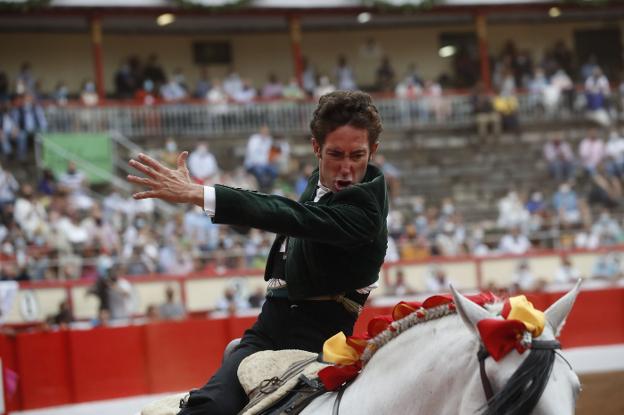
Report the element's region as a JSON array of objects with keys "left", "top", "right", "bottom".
[{"left": 477, "top": 339, "right": 561, "bottom": 403}]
